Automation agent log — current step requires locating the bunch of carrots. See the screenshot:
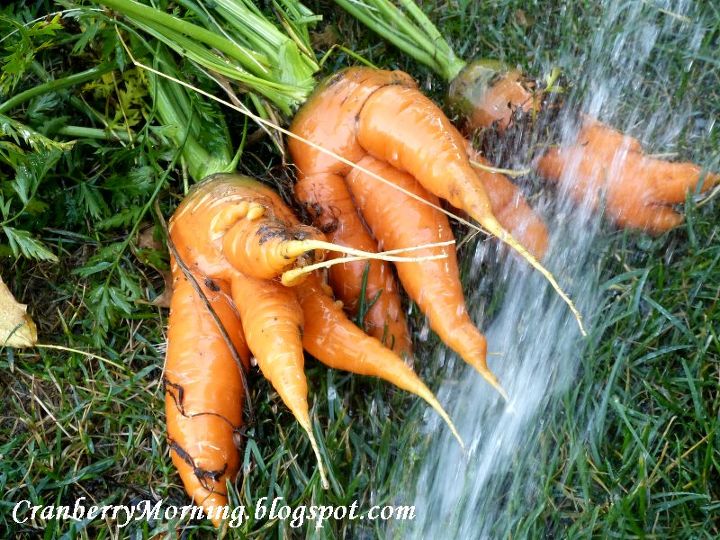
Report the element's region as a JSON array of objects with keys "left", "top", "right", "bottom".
[
  {"left": 83, "top": 0, "right": 718, "bottom": 528},
  {"left": 165, "top": 173, "right": 468, "bottom": 524},
  {"left": 335, "top": 0, "right": 719, "bottom": 232},
  {"left": 163, "top": 63, "right": 571, "bottom": 522},
  {"left": 162, "top": 57, "right": 590, "bottom": 519}
]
